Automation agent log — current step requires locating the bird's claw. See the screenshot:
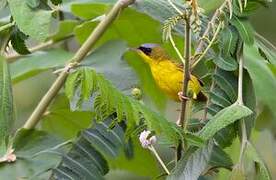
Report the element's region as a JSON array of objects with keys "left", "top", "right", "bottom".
[{"left": 178, "top": 92, "right": 190, "bottom": 101}]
